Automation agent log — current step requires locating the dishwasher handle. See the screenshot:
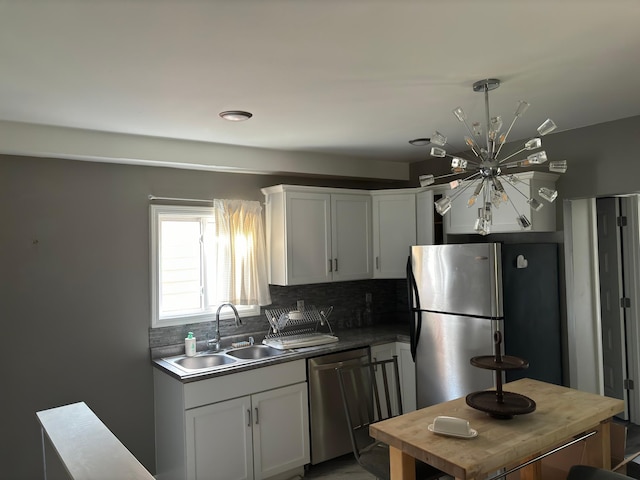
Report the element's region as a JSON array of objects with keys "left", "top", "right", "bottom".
[{"left": 311, "top": 357, "right": 366, "bottom": 372}]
